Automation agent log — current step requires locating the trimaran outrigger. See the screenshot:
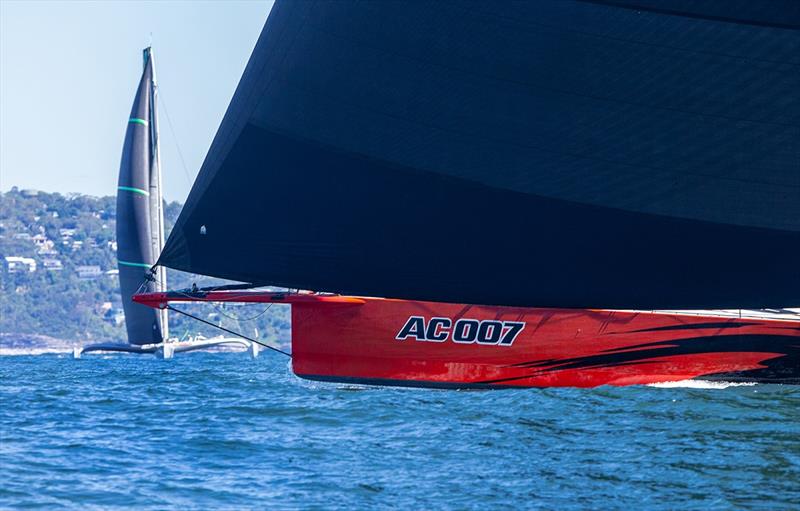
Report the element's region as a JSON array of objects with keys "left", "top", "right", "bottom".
[{"left": 135, "top": 1, "right": 800, "bottom": 387}]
